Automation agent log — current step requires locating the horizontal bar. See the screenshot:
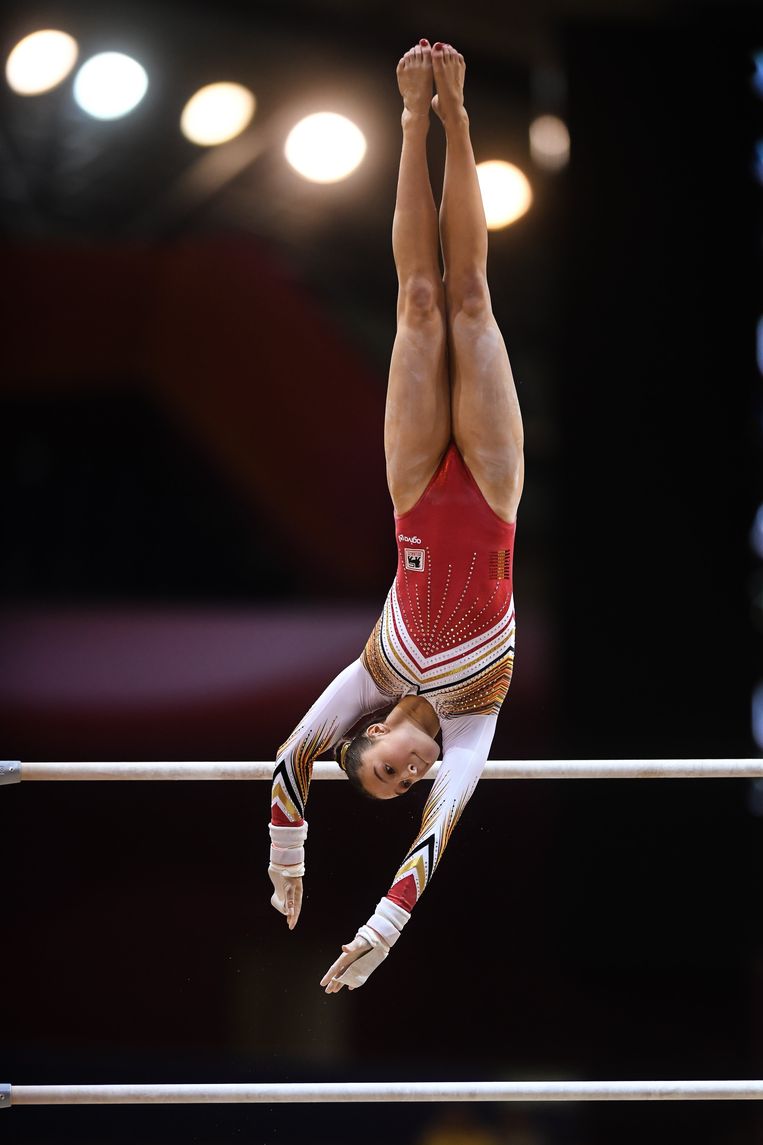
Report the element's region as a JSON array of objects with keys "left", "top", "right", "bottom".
[
  {"left": 5, "top": 1080, "right": 763, "bottom": 1105},
  {"left": 3, "top": 759, "right": 762, "bottom": 783}
]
